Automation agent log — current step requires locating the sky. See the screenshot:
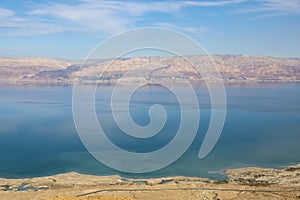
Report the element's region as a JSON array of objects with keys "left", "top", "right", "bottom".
[{"left": 0, "top": 0, "right": 299, "bottom": 59}]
